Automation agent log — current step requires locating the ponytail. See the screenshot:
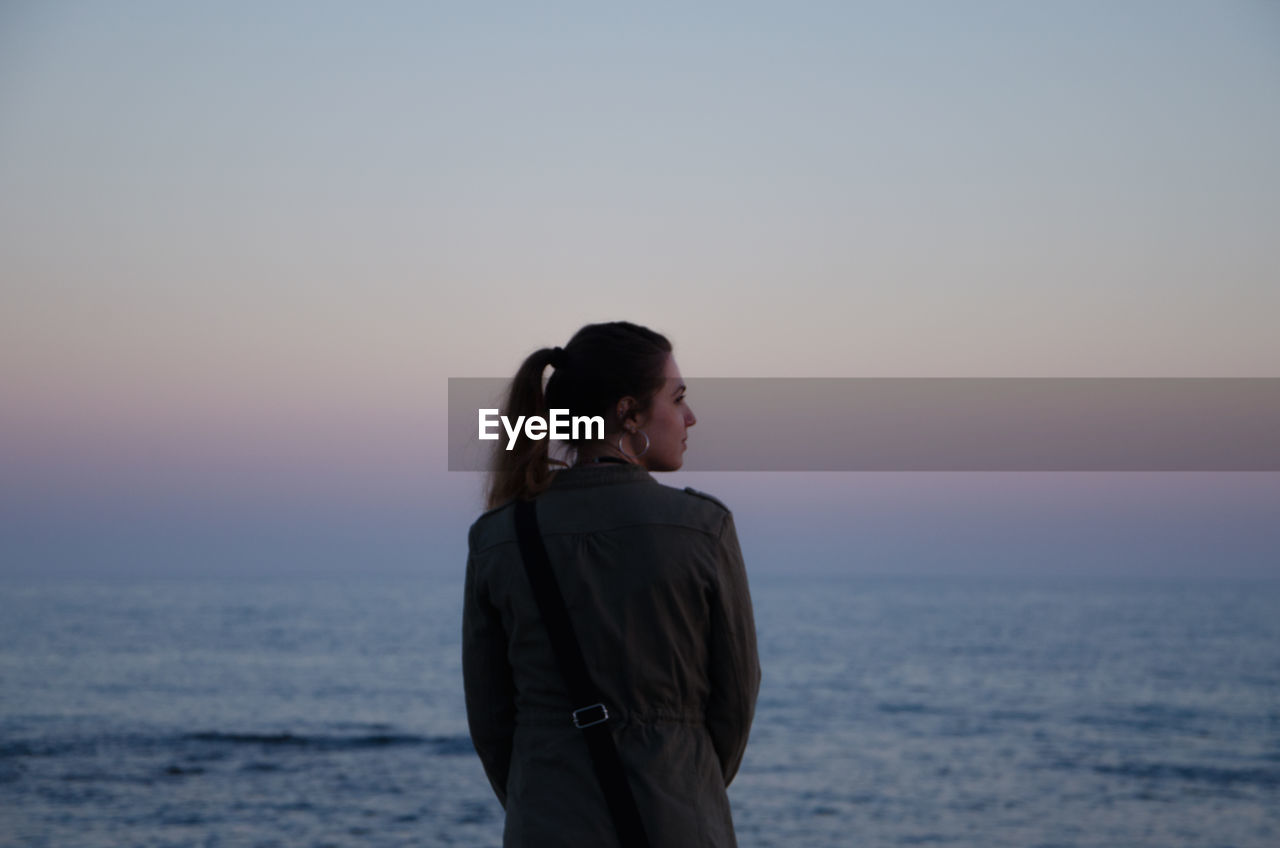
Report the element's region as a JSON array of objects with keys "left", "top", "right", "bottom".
[{"left": 484, "top": 347, "right": 566, "bottom": 509}]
